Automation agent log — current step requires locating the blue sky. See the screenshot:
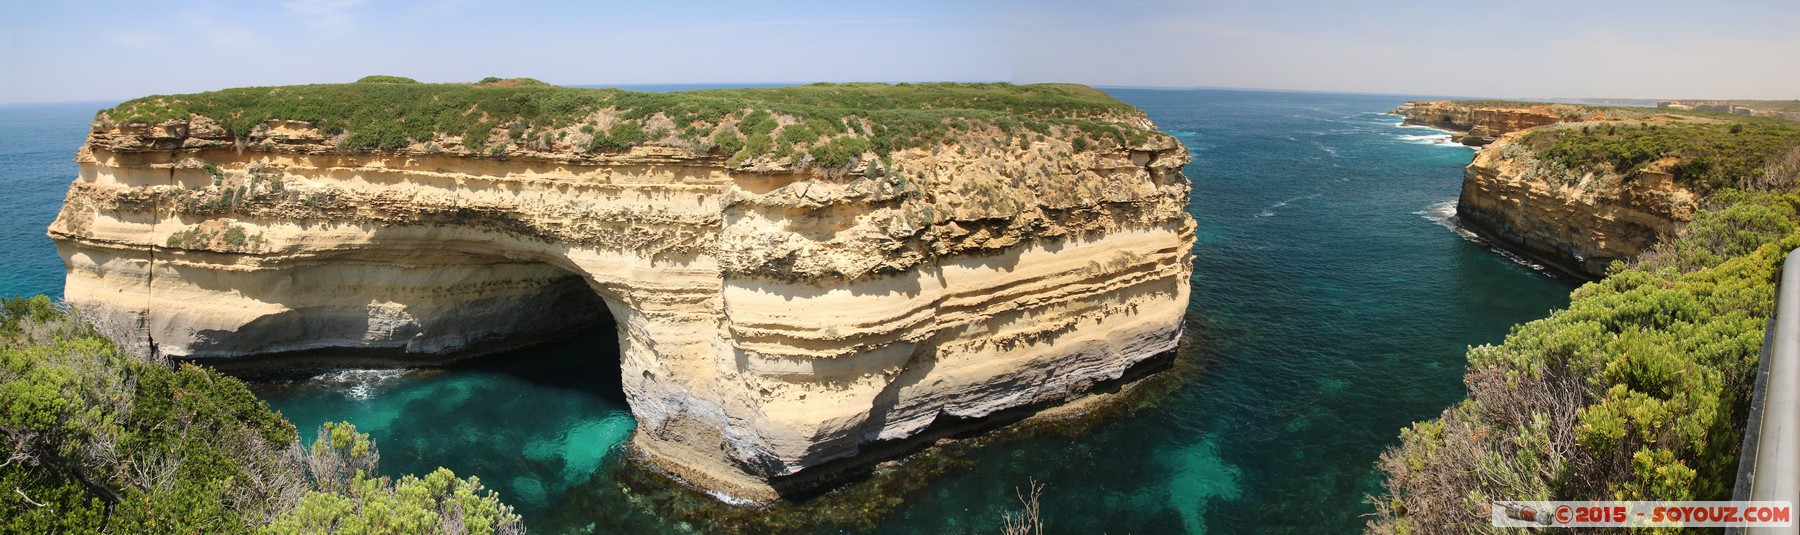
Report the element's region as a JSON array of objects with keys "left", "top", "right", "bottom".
[{"left": 1, "top": 0, "right": 1795, "bottom": 103}]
